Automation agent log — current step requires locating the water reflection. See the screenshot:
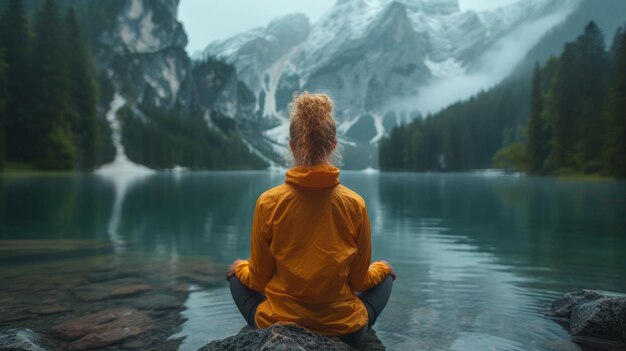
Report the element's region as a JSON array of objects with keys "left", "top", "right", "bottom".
[
  {"left": 99, "top": 172, "right": 151, "bottom": 255},
  {"left": 114, "top": 171, "right": 282, "bottom": 260},
  {"left": 173, "top": 286, "right": 242, "bottom": 351},
  {"left": 371, "top": 173, "right": 626, "bottom": 350},
  {"left": 0, "top": 174, "right": 114, "bottom": 239}
]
